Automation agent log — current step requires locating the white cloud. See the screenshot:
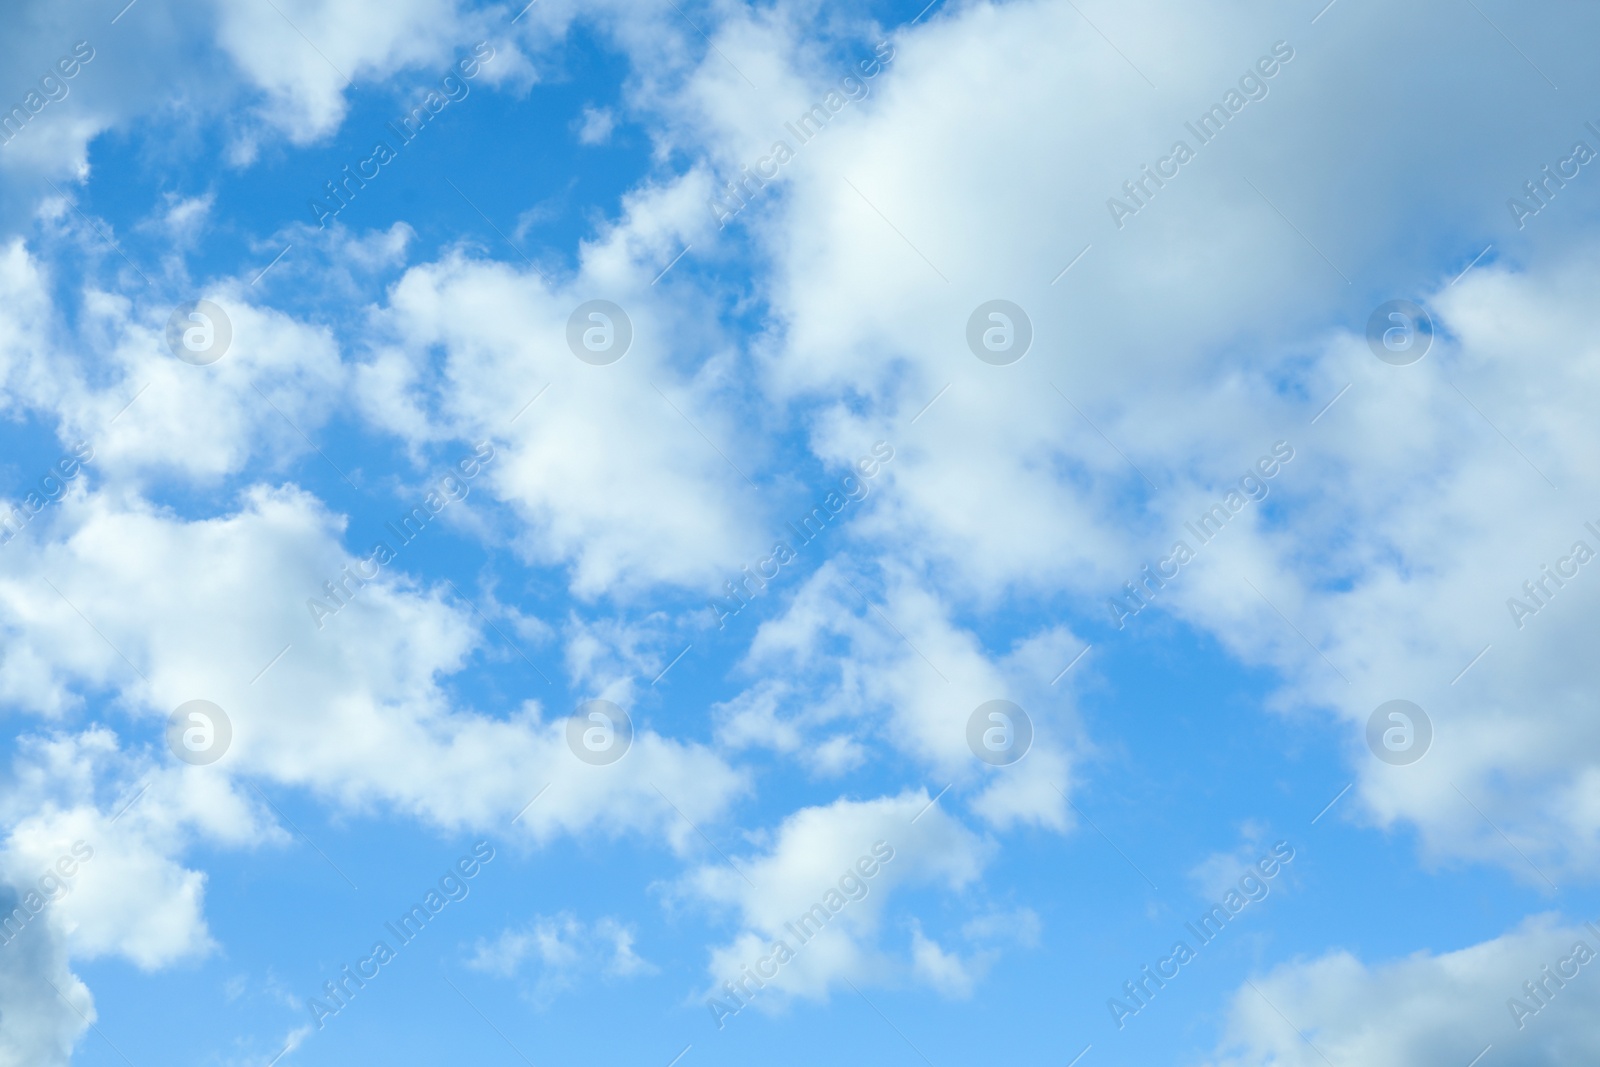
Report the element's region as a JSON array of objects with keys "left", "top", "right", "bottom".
[
  {"left": 0, "top": 483, "right": 746, "bottom": 844},
  {"left": 686, "top": 791, "right": 992, "bottom": 1005},
  {"left": 210, "top": 0, "right": 492, "bottom": 143},
  {"left": 961, "top": 906, "right": 1041, "bottom": 947},
  {"left": 1206, "top": 914, "right": 1600, "bottom": 1066},
  {"left": 575, "top": 105, "right": 616, "bottom": 145},
  {"left": 1187, "top": 823, "right": 1282, "bottom": 903},
  {"left": 1136, "top": 251, "right": 1600, "bottom": 881},
  {"left": 601, "top": 0, "right": 1600, "bottom": 881},
  {"left": 0, "top": 18, "right": 128, "bottom": 185},
  {"left": 468, "top": 913, "right": 654, "bottom": 1005},
  {"left": 0, "top": 727, "right": 284, "bottom": 970},
  {"left": 0, "top": 228, "right": 364, "bottom": 492},
  {"left": 0, "top": 238, "right": 59, "bottom": 417},
  {"left": 0, "top": 888, "right": 89, "bottom": 1067},
  {"left": 0, "top": 0, "right": 491, "bottom": 191},
  {"left": 723, "top": 560, "right": 1079, "bottom": 830},
  {"left": 6, "top": 0, "right": 1600, "bottom": 1057},
  {"left": 352, "top": 175, "right": 769, "bottom": 595},
  {"left": 908, "top": 921, "right": 975, "bottom": 998}
]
